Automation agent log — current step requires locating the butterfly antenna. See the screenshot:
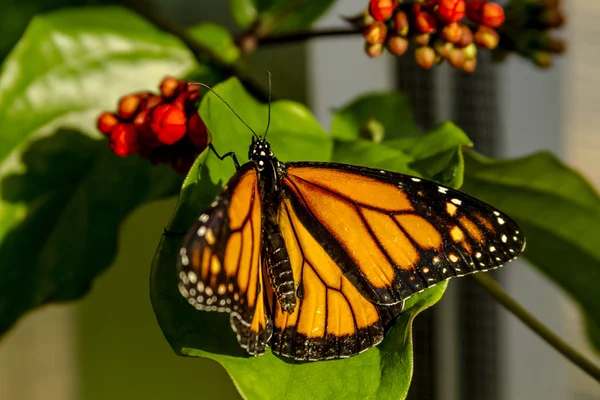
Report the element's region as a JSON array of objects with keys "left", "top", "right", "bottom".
[
  {"left": 263, "top": 71, "right": 272, "bottom": 139},
  {"left": 189, "top": 82, "right": 259, "bottom": 139}
]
